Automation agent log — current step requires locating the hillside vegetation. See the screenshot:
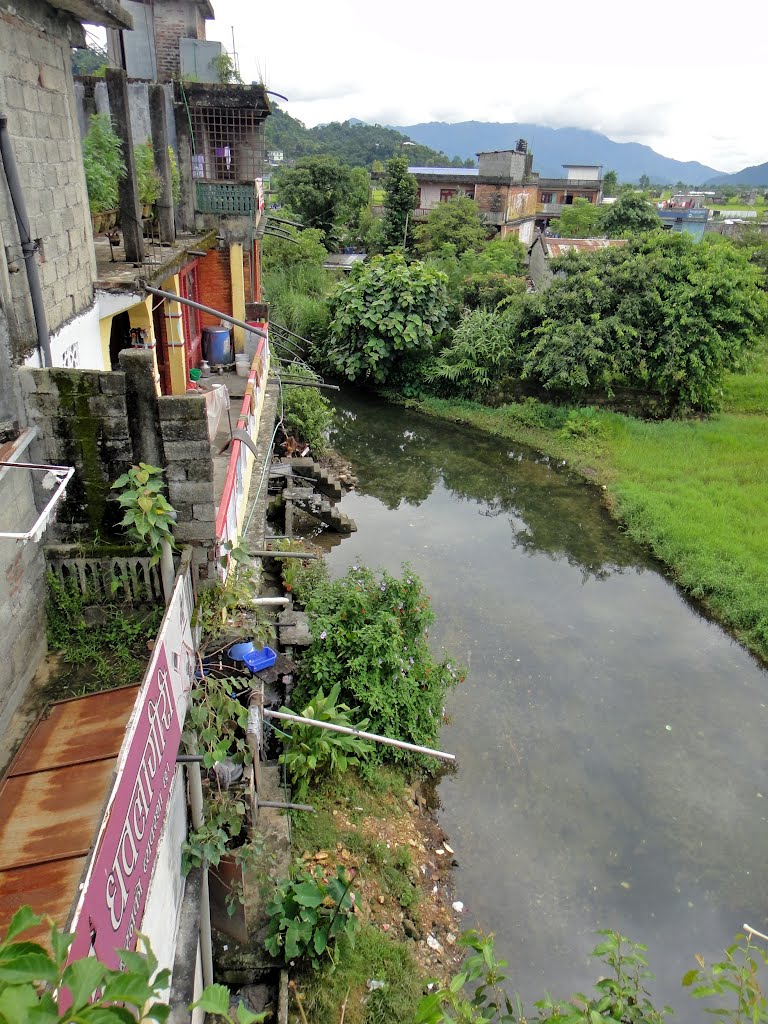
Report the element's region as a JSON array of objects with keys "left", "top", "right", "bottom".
[{"left": 266, "top": 104, "right": 472, "bottom": 169}]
